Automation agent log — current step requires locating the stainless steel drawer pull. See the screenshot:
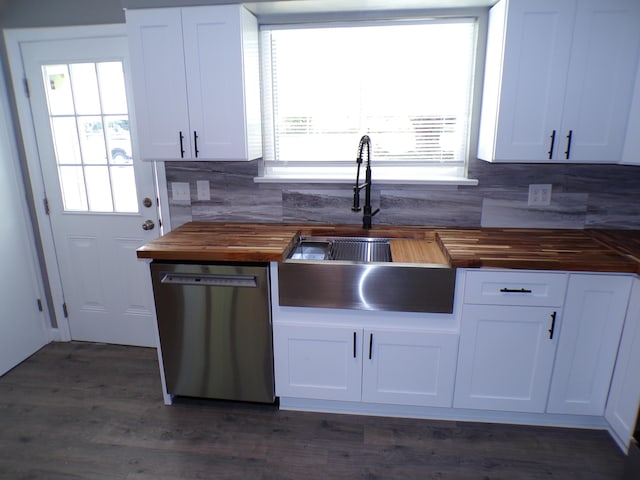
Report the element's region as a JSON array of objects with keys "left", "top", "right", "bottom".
[
  {"left": 161, "top": 273, "right": 257, "bottom": 288},
  {"left": 500, "top": 288, "right": 532, "bottom": 293}
]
